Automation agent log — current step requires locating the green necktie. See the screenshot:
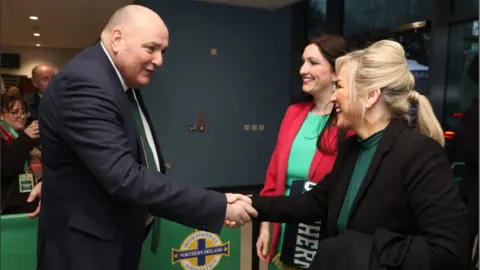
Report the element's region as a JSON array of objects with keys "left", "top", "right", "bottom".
[{"left": 125, "top": 88, "right": 160, "bottom": 254}]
